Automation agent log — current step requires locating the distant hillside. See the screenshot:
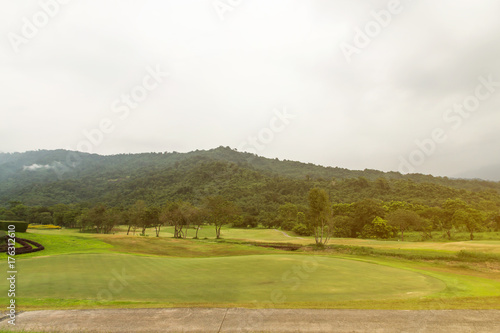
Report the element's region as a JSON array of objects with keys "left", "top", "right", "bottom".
[
  {"left": 1, "top": 147, "right": 499, "bottom": 212},
  {"left": 454, "top": 164, "right": 500, "bottom": 182}
]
